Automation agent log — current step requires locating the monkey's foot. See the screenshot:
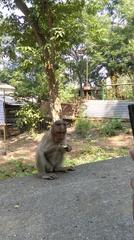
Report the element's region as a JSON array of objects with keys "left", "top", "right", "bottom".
[
  {"left": 54, "top": 166, "right": 75, "bottom": 172},
  {"left": 44, "top": 174, "right": 58, "bottom": 180},
  {"left": 39, "top": 173, "right": 58, "bottom": 180},
  {"left": 66, "top": 166, "right": 75, "bottom": 171}
]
